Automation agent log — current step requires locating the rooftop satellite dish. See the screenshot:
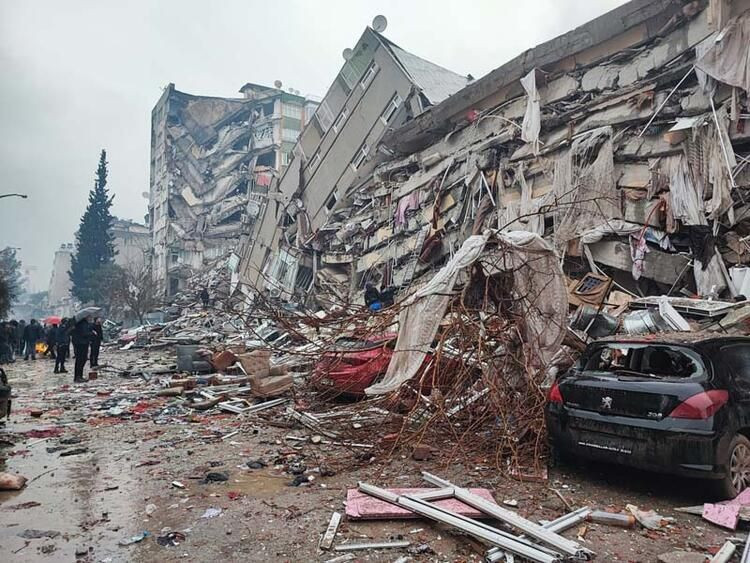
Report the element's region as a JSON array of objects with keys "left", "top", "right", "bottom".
[
  {"left": 372, "top": 15, "right": 387, "bottom": 33},
  {"left": 274, "top": 80, "right": 283, "bottom": 89},
  {"left": 342, "top": 48, "right": 354, "bottom": 61},
  {"left": 141, "top": 191, "right": 149, "bottom": 199}
]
